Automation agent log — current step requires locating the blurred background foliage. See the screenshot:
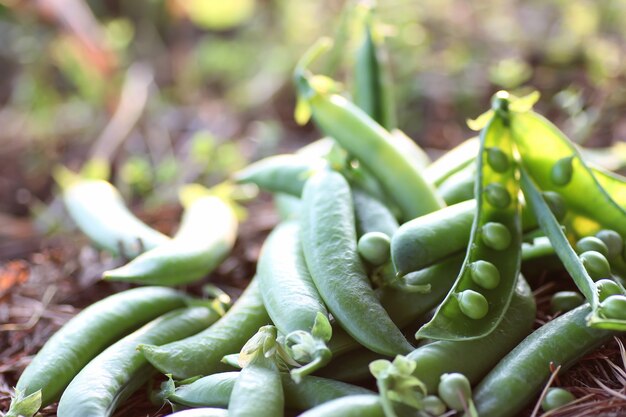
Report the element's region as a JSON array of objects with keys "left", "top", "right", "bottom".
[{"left": 1, "top": 0, "right": 625, "bottom": 234}]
